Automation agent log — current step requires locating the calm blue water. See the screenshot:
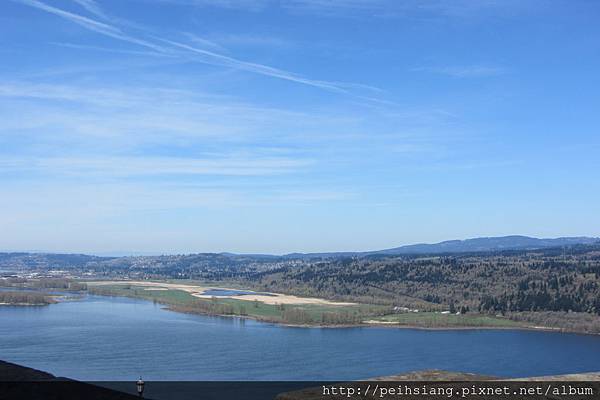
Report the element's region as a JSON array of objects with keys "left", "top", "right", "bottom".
[{"left": 1, "top": 294, "right": 599, "bottom": 381}]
